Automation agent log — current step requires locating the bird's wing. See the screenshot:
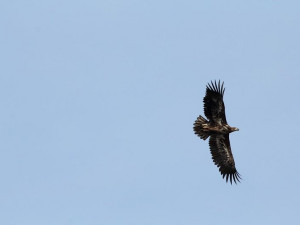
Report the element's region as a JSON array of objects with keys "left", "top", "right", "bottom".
[
  {"left": 209, "top": 134, "right": 241, "bottom": 184},
  {"left": 203, "top": 80, "right": 227, "bottom": 125}
]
